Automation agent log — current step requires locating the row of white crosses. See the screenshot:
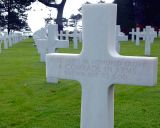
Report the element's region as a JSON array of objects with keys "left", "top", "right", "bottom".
[
  {"left": 0, "top": 33, "right": 3, "bottom": 53},
  {"left": 116, "top": 25, "right": 128, "bottom": 53},
  {"left": 59, "top": 28, "right": 82, "bottom": 49},
  {"left": 33, "top": 24, "right": 69, "bottom": 64},
  {"left": 129, "top": 26, "right": 157, "bottom": 55},
  {"left": 46, "top": 4, "right": 157, "bottom": 128},
  {"left": 0, "top": 32, "right": 10, "bottom": 51},
  {"left": 33, "top": 27, "right": 47, "bottom": 53},
  {"left": 130, "top": 27, "right": 157, "bottom": 45},
  {"left": 0, "top": 31, "right": 25, "bottom": 53}
]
